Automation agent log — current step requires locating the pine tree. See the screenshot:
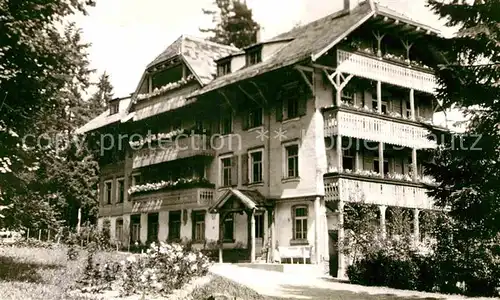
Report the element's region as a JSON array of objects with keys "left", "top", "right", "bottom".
[
  {"left": 81, "top": 72, "right": 114, "bottom": 123},
  {"left": 424, "top": 0, "right": 500, "bottom": 296},
  {"left": 200, "top": 0, "right": 260, "bottom": 48}
]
